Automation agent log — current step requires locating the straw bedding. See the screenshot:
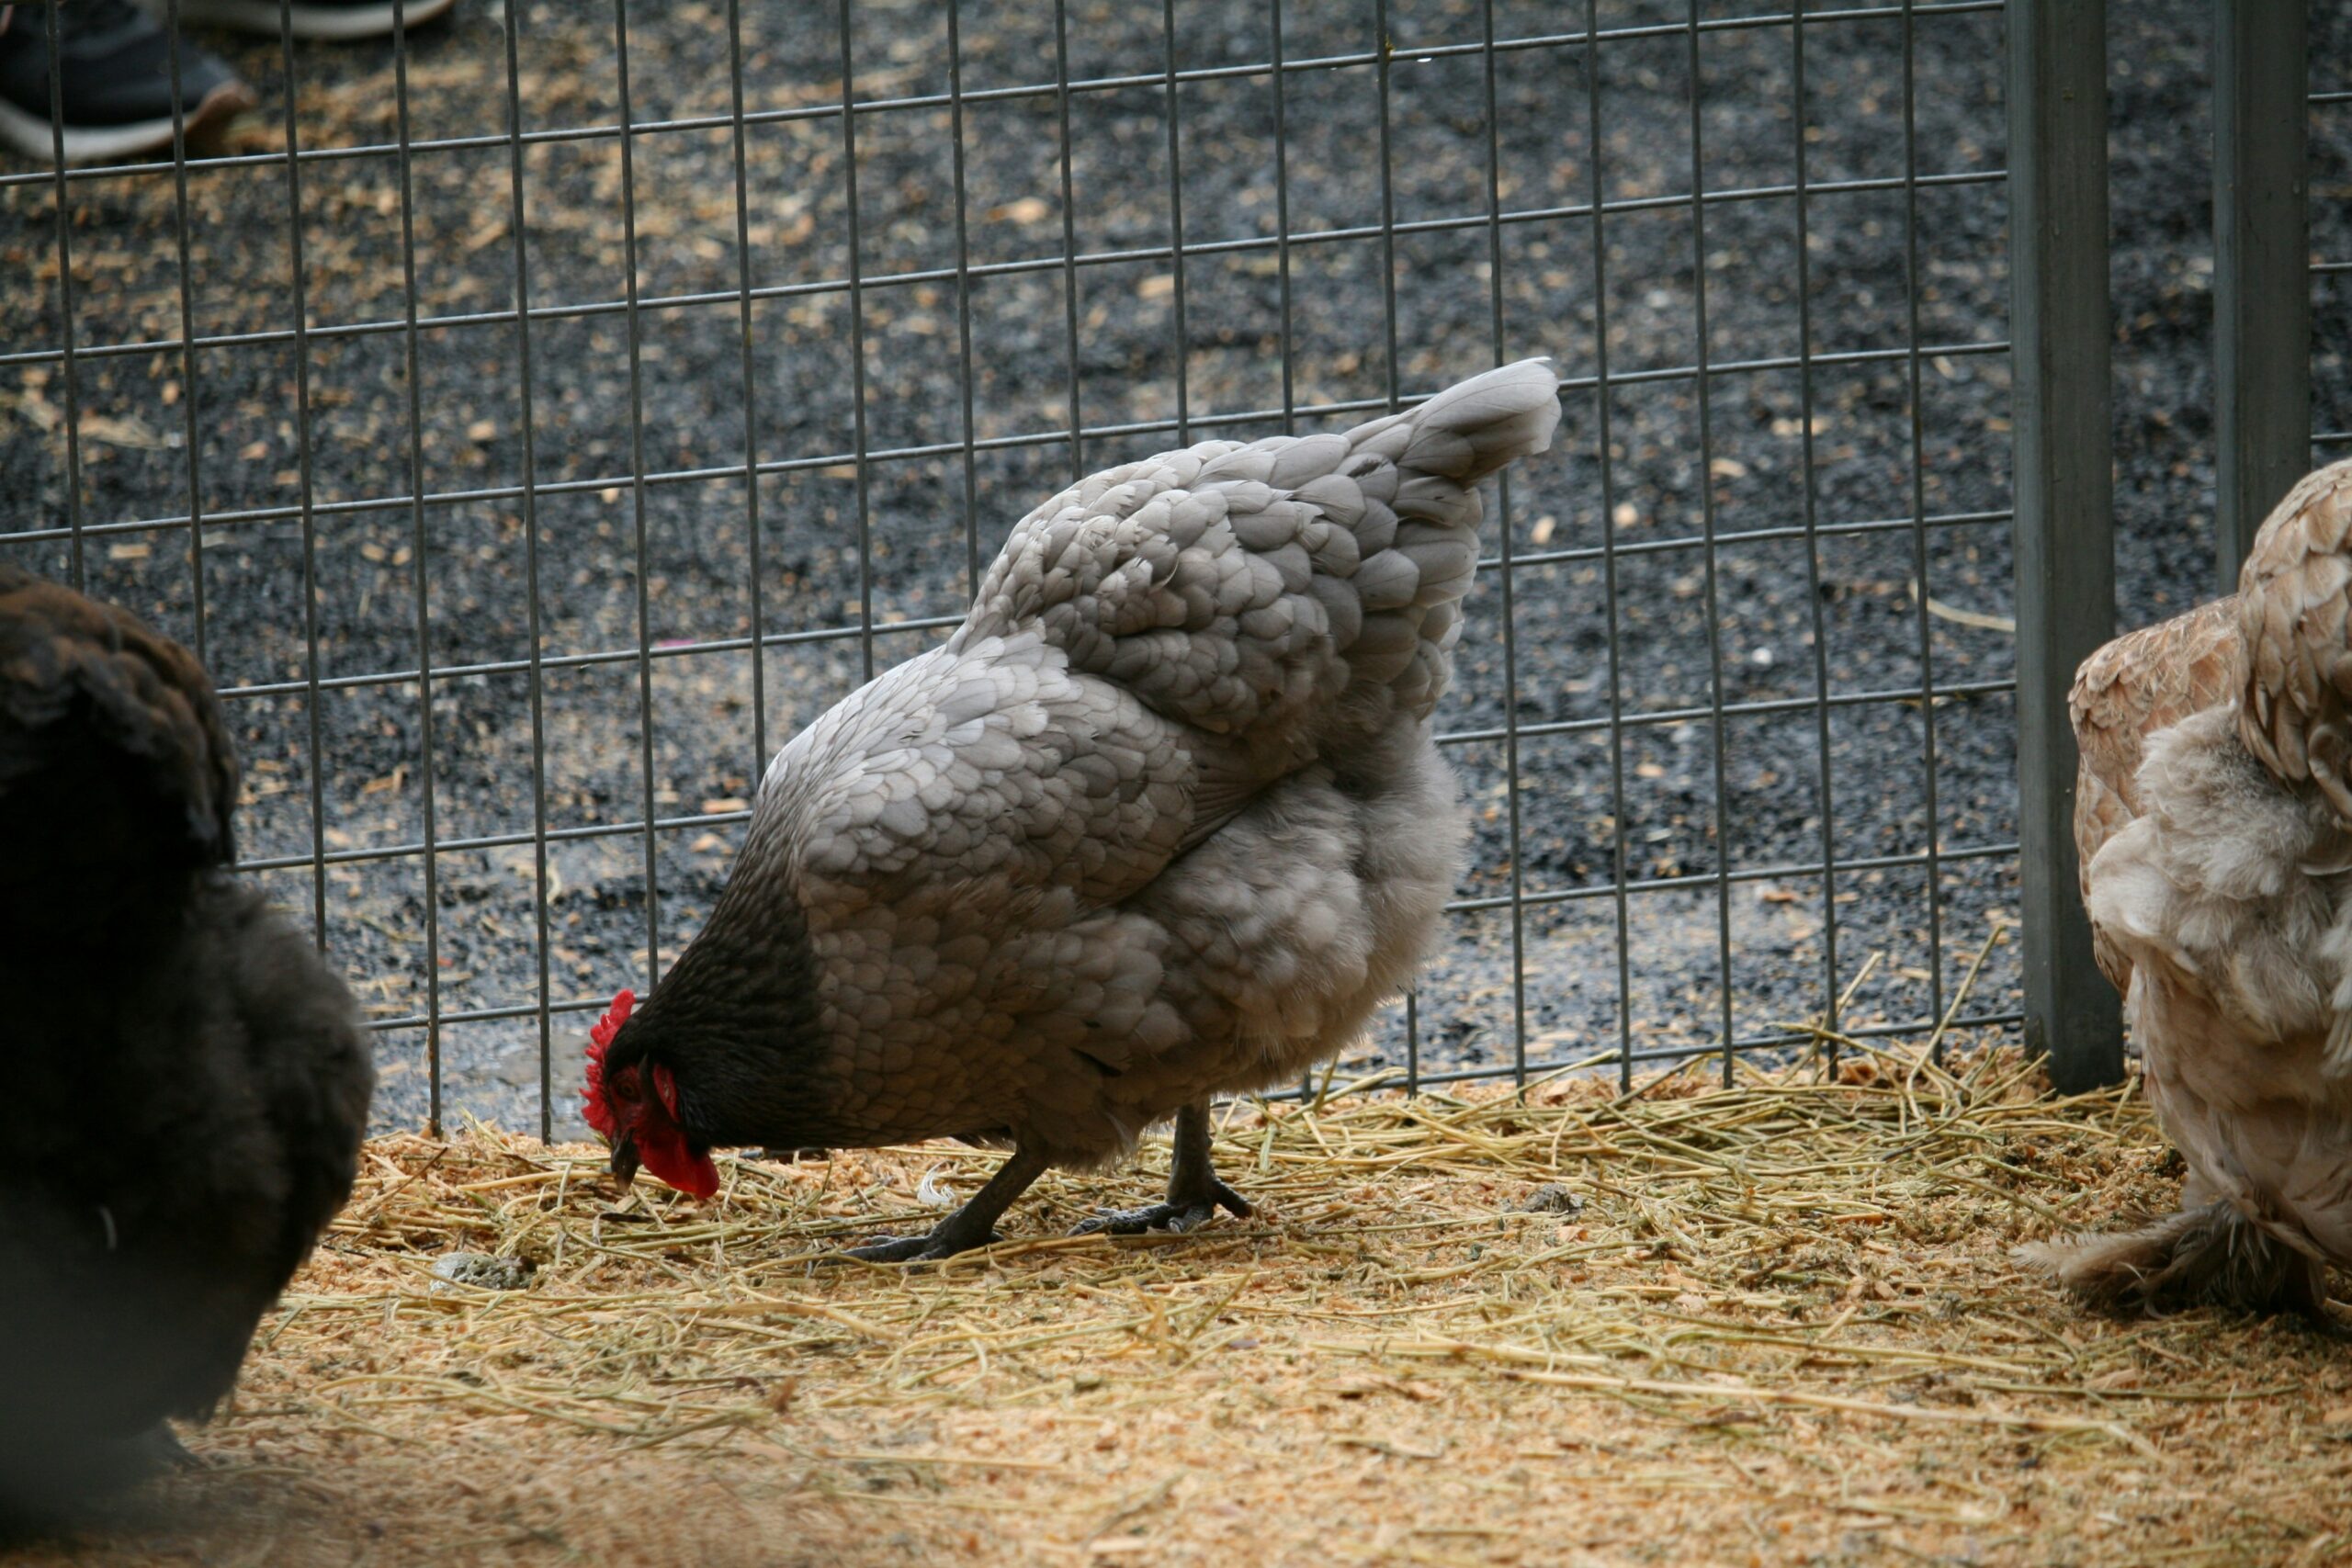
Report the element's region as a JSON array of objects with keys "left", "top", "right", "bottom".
[{"left": 17, "top": 1040, "right": 2351, "bottom": 1567}]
